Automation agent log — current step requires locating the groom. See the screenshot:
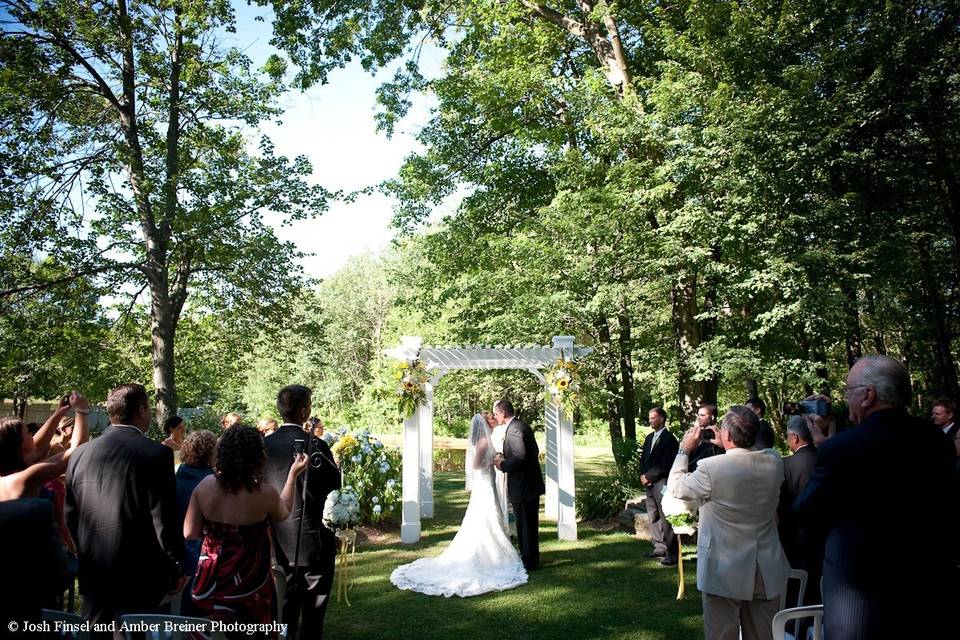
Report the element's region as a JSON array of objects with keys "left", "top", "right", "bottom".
[{"left": 492, "top": 399, "right": 545, "bottom": 571}]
